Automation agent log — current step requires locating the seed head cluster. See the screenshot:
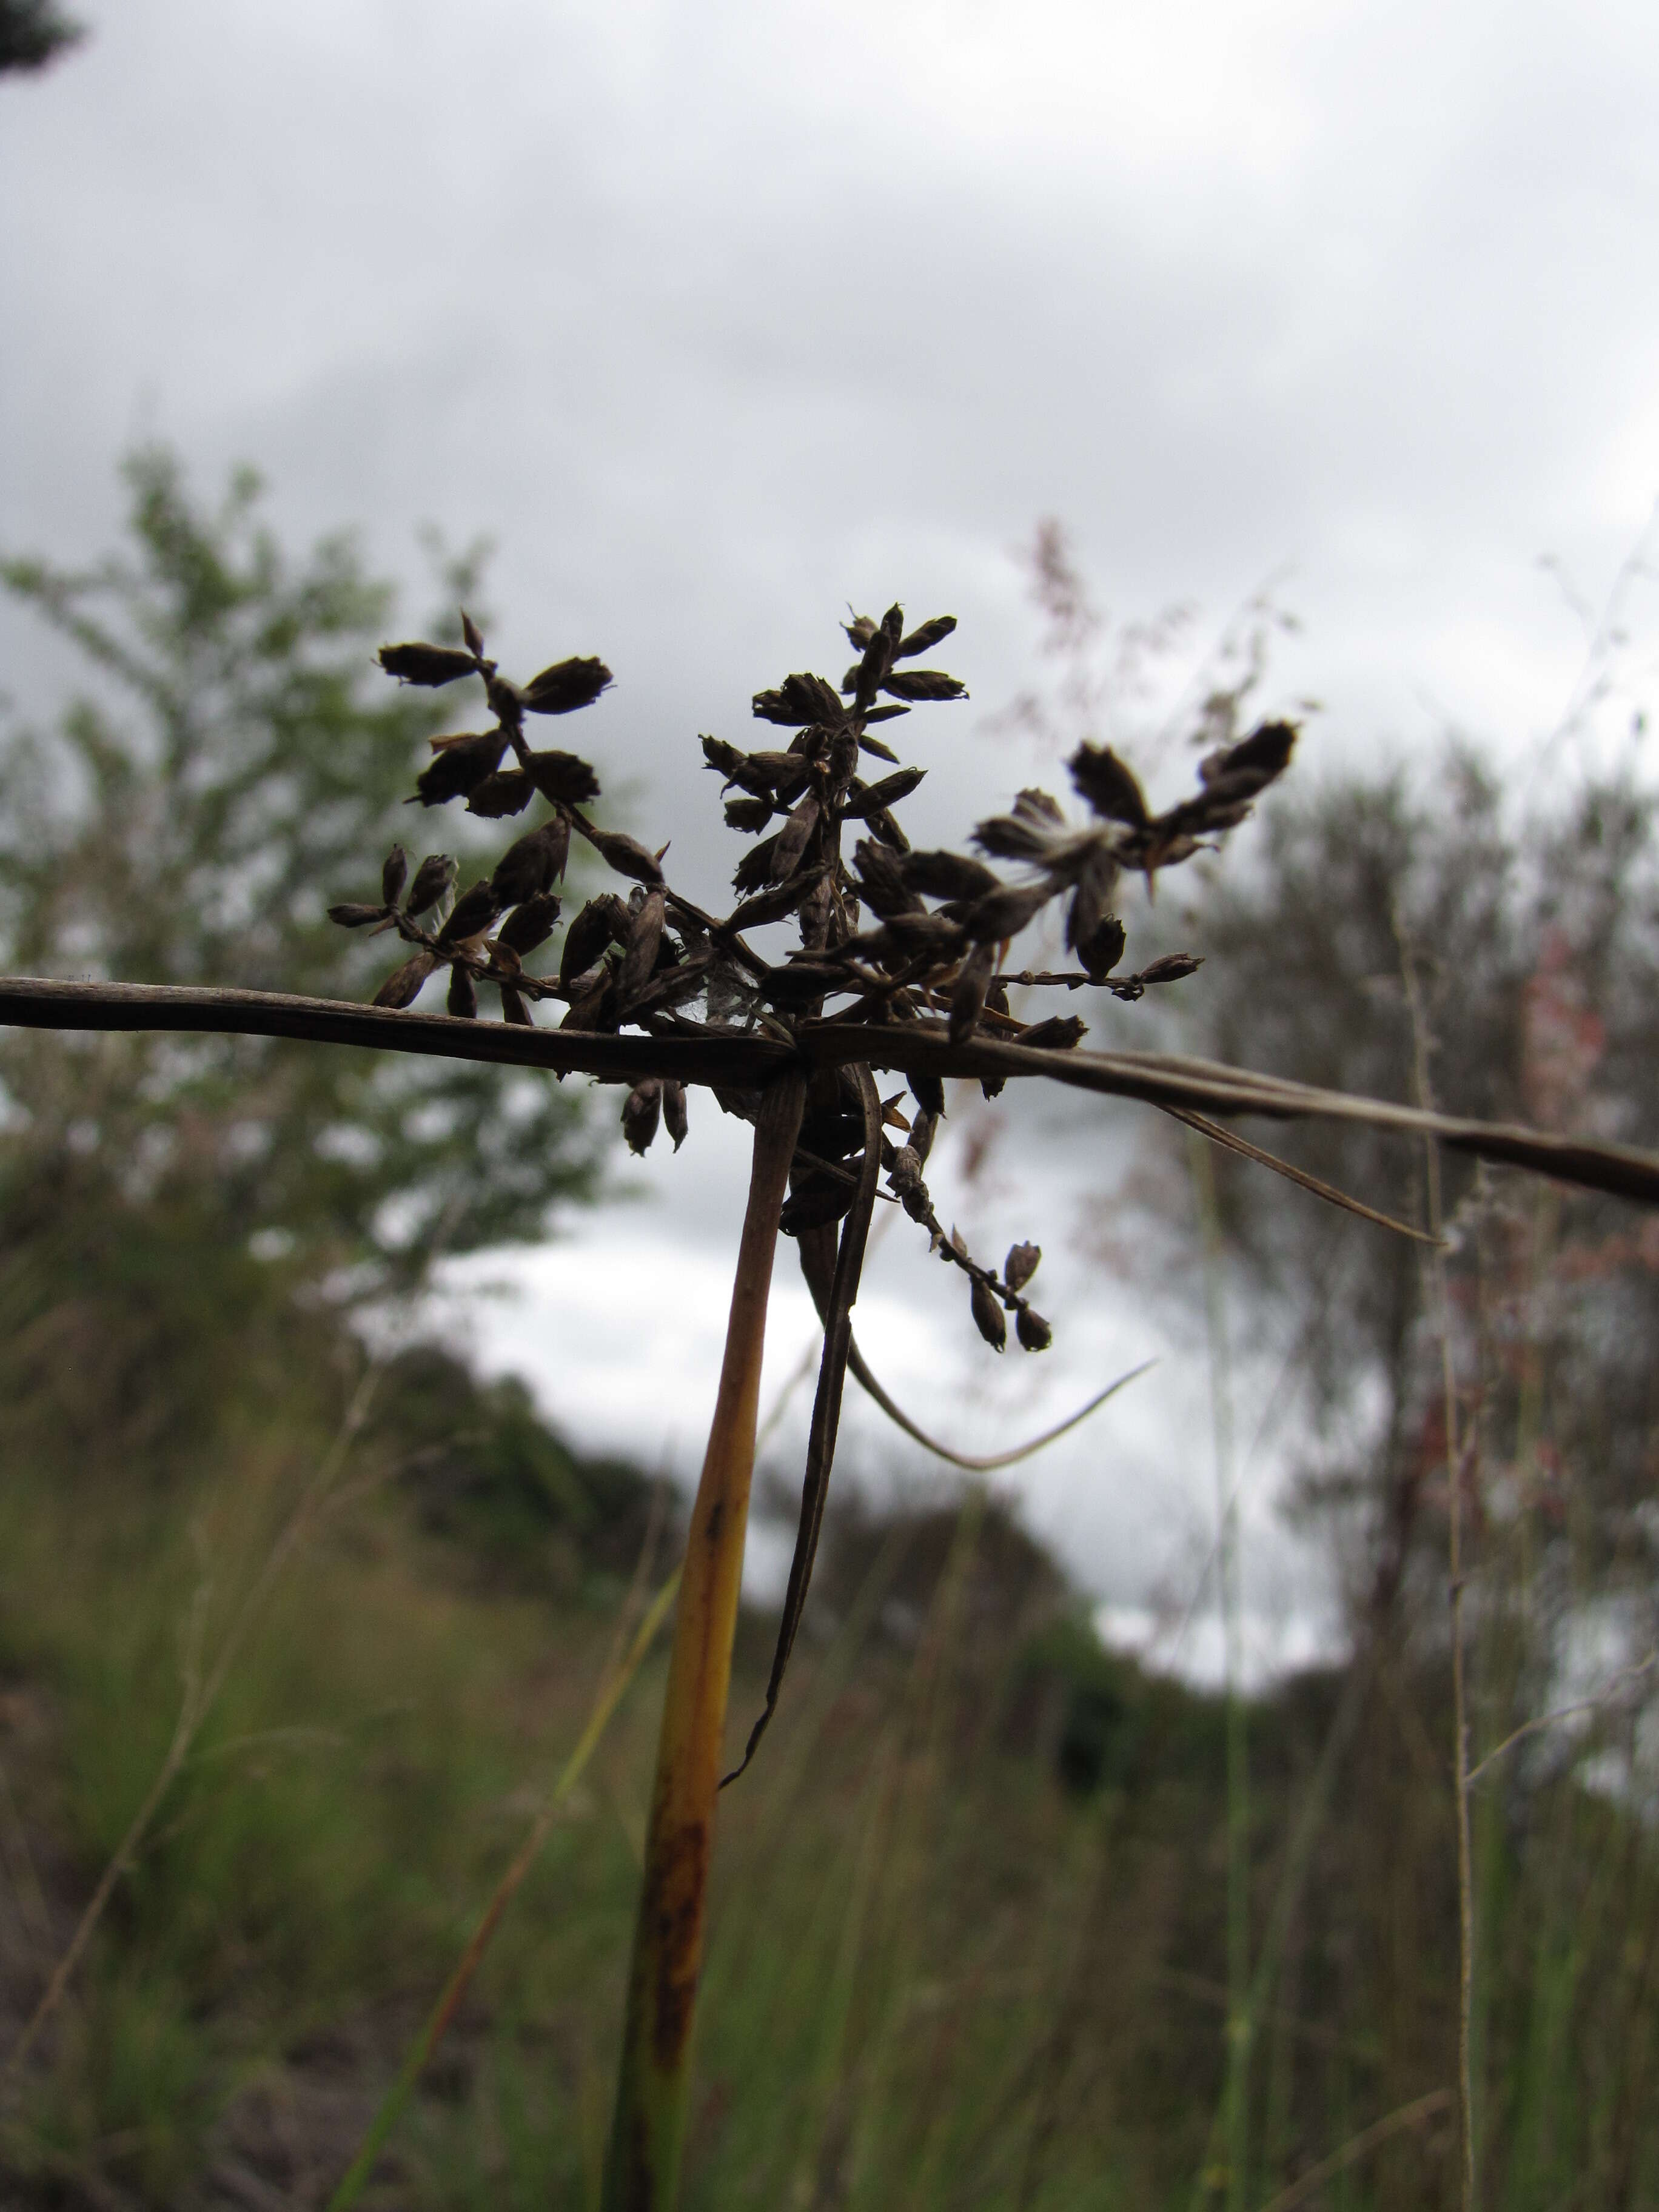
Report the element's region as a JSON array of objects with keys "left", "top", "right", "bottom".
[{"left": 343, "top": 603, "right": 1296, "bottom": 1354}]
